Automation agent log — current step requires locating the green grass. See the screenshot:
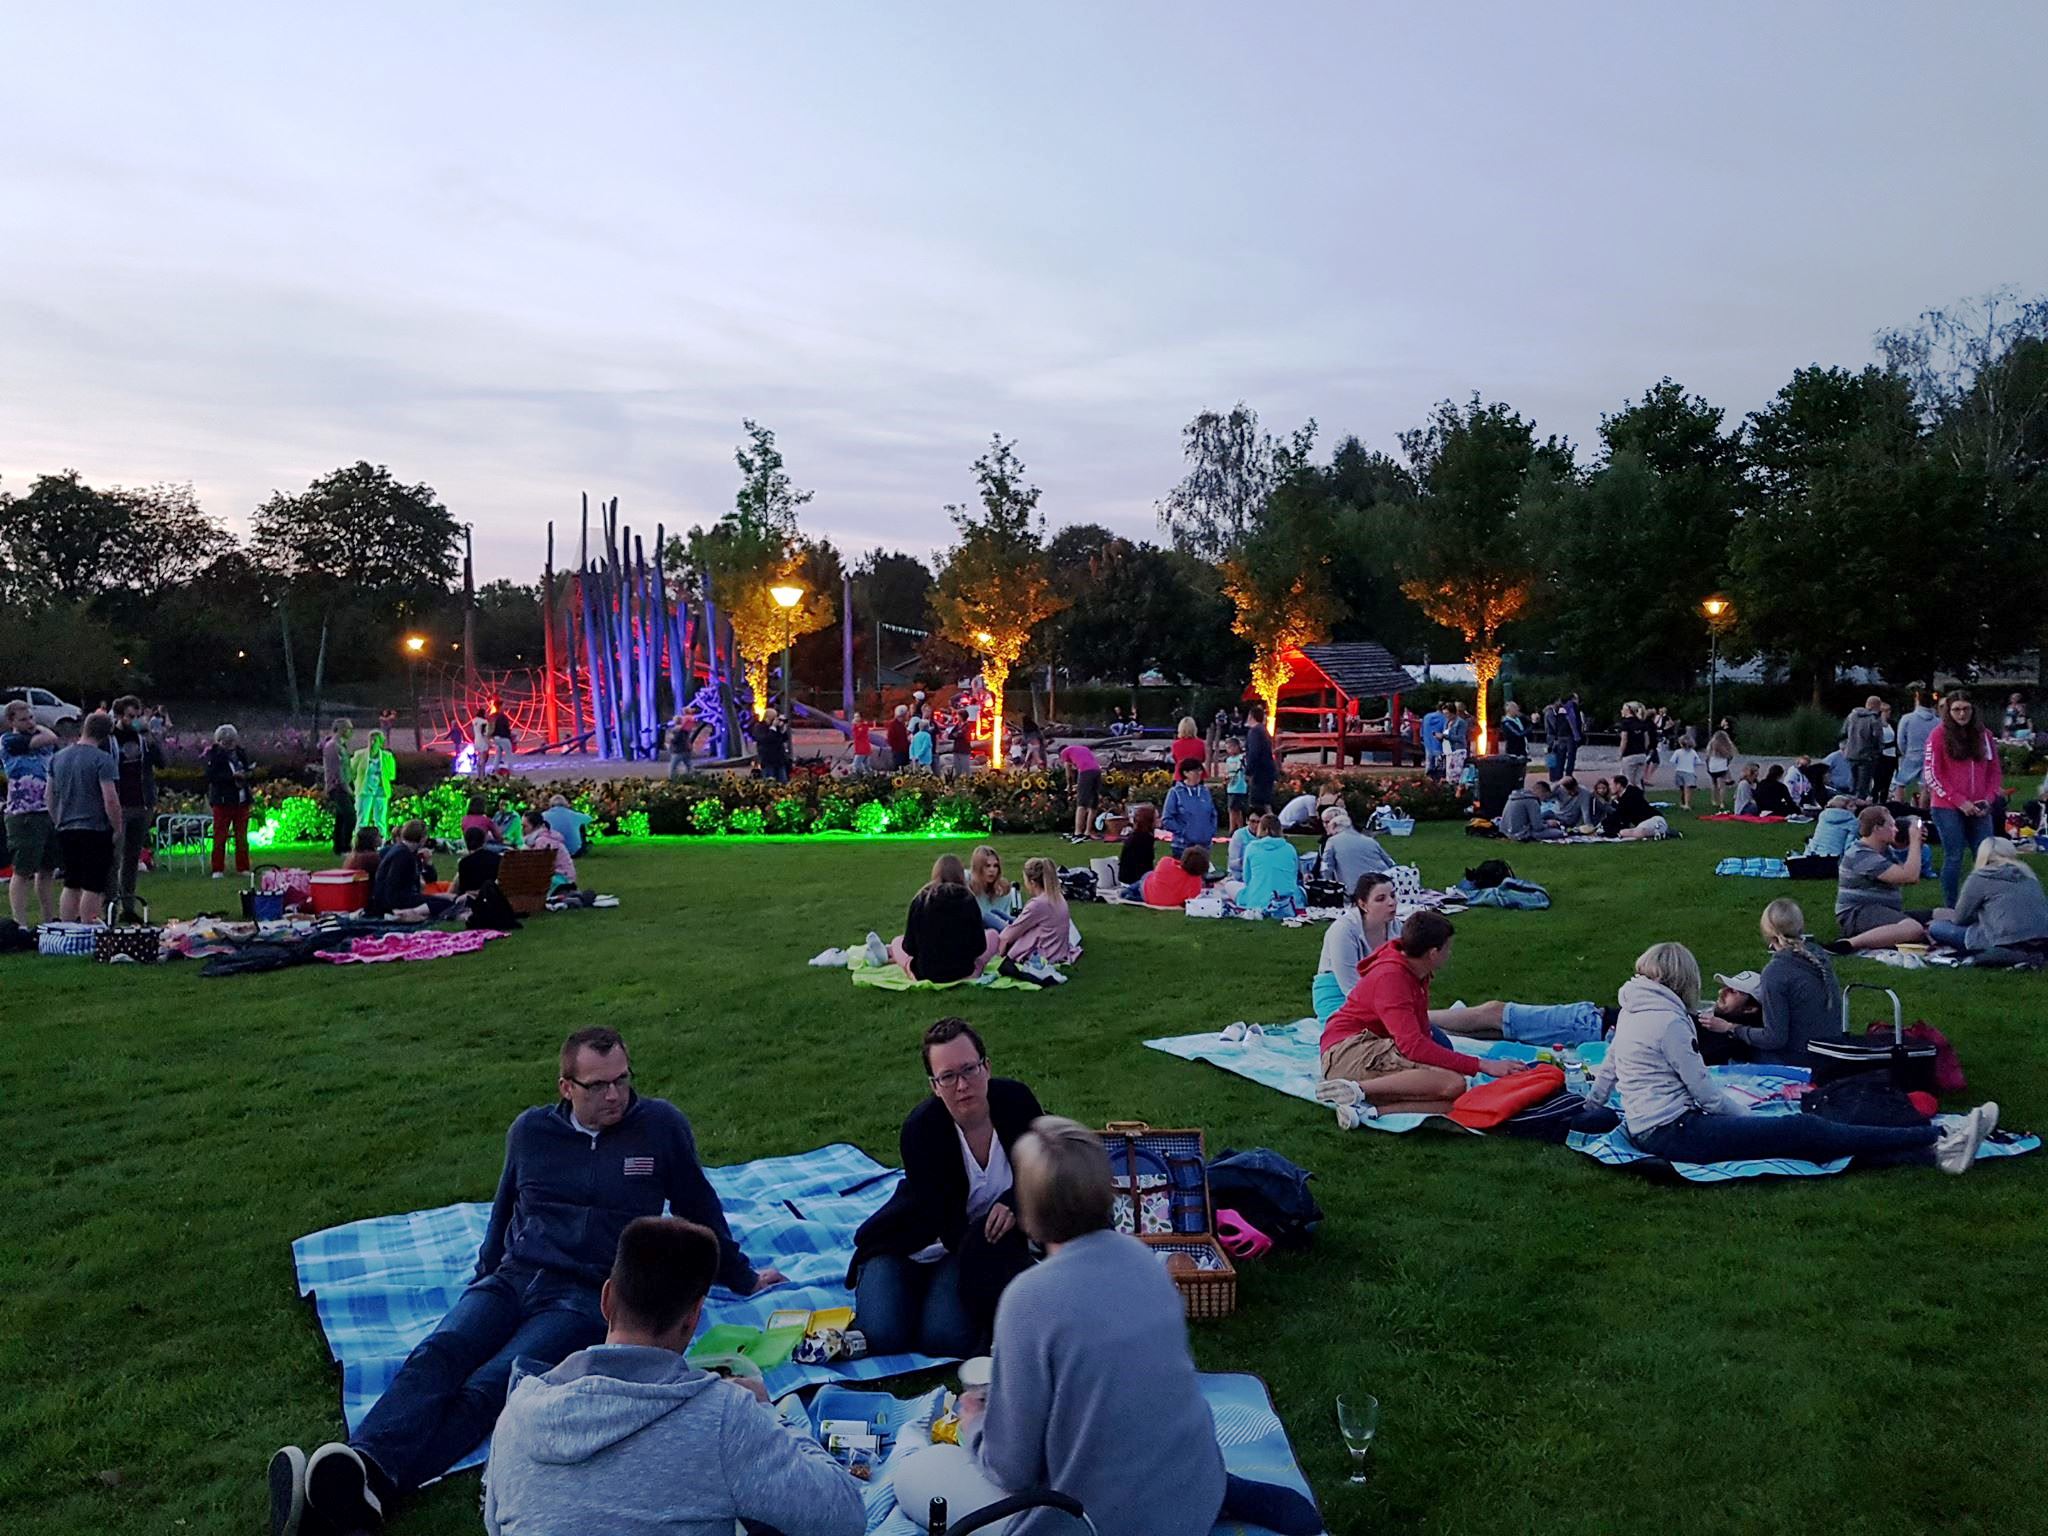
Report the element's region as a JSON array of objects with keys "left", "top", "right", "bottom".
[{"left": 3, "top": 816, "right": 2044, "bottom": 1536}]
